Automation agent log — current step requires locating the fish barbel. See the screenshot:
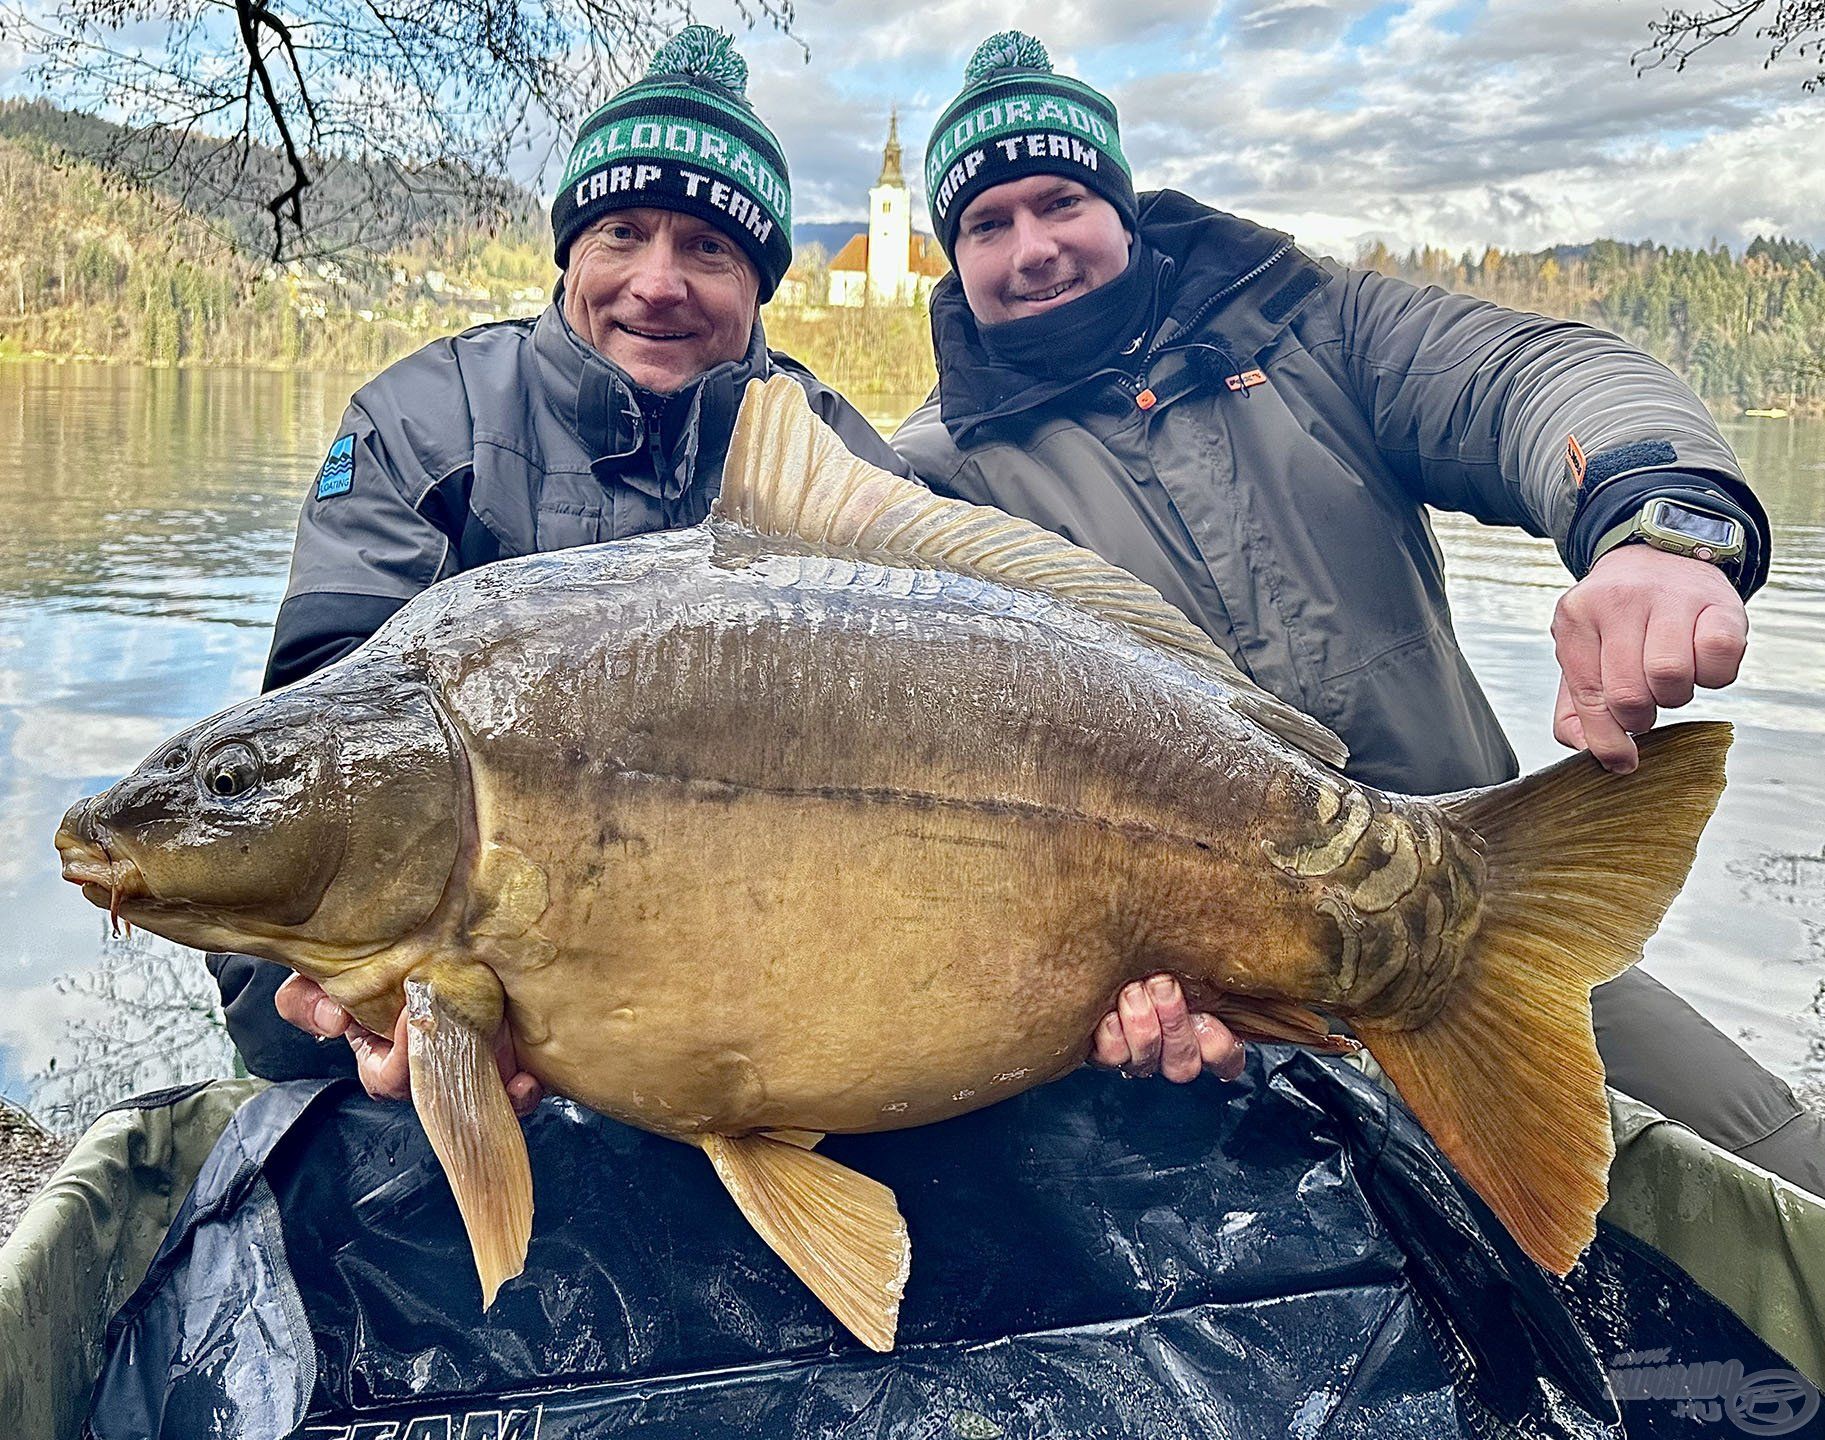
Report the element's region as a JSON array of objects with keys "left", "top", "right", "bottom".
[{"left": 55, "top": 377, "right": 1729, "bottom": 1349}]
